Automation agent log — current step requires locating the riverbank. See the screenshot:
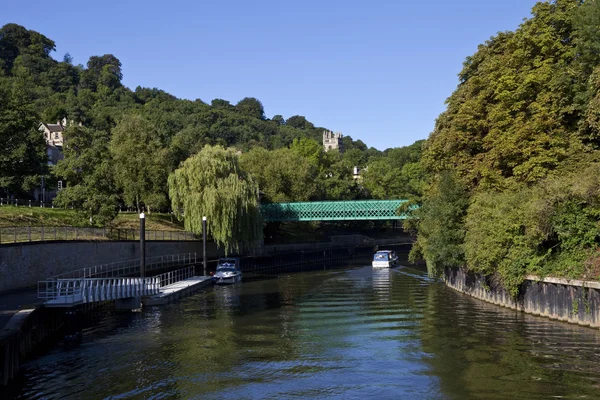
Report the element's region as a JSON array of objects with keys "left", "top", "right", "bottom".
[{"left": 444, "top": 268, "right": 600, "bottom": 328}]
